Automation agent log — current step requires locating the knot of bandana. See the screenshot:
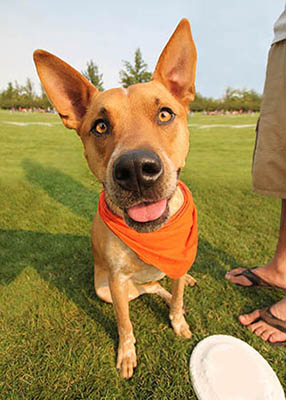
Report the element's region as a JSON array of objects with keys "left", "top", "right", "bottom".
[{"left": 97, "top": 181, "right": 198, "bottom": 279}]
